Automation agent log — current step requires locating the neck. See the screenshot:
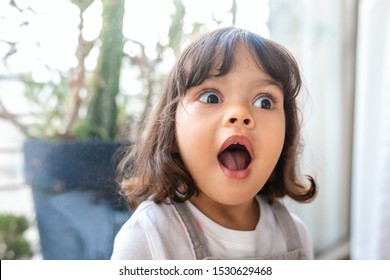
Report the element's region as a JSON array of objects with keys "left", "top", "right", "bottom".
[{"left": 190, "top": 195, "right": 260, "bottom": 231}]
